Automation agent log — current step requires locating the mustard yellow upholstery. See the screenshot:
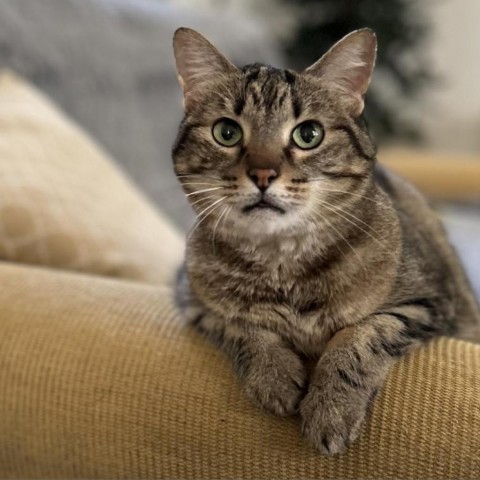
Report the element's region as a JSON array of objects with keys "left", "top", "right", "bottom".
[
  {"left": 0, "top": 71, "right": 479, "bottom": 479},
  {"left": 0, "top": 263, "right": 479, "bottom": 479},
  {"left": 380, "top": 148, "right": 480, "bottom": 200}
]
